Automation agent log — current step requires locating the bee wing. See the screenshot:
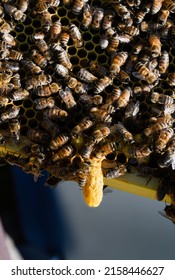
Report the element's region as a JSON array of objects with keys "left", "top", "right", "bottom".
[
  {"left": 133, "top": 101, "right": 140, "bottom": 116},
  {"left": 171, "top": 157, "right": 175, "bottom": 170},
  {"left": 132, "top": 71, "right": 145, "bottom": 81}
]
